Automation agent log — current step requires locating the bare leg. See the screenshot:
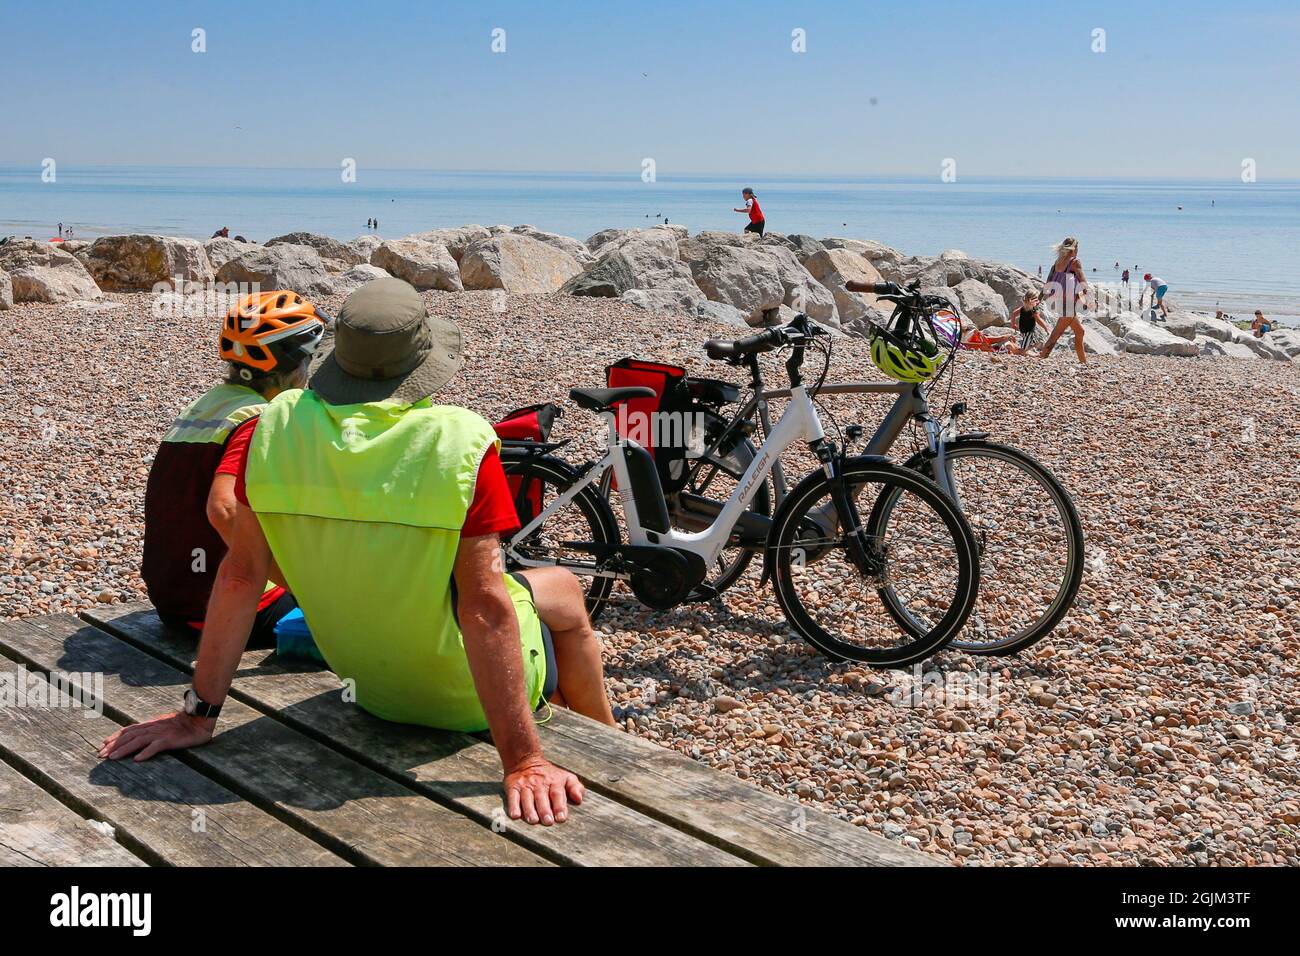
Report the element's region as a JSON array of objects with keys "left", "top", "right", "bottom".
[
  {"left": 1070, "top": 318, "right": 1087, "bottom": 364},
  {"left": 1039, "top": 317, "right": 1068, "bottom": 358},
  {"left": 518, "top": 567, "right": 615, "bottom": 725}
]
